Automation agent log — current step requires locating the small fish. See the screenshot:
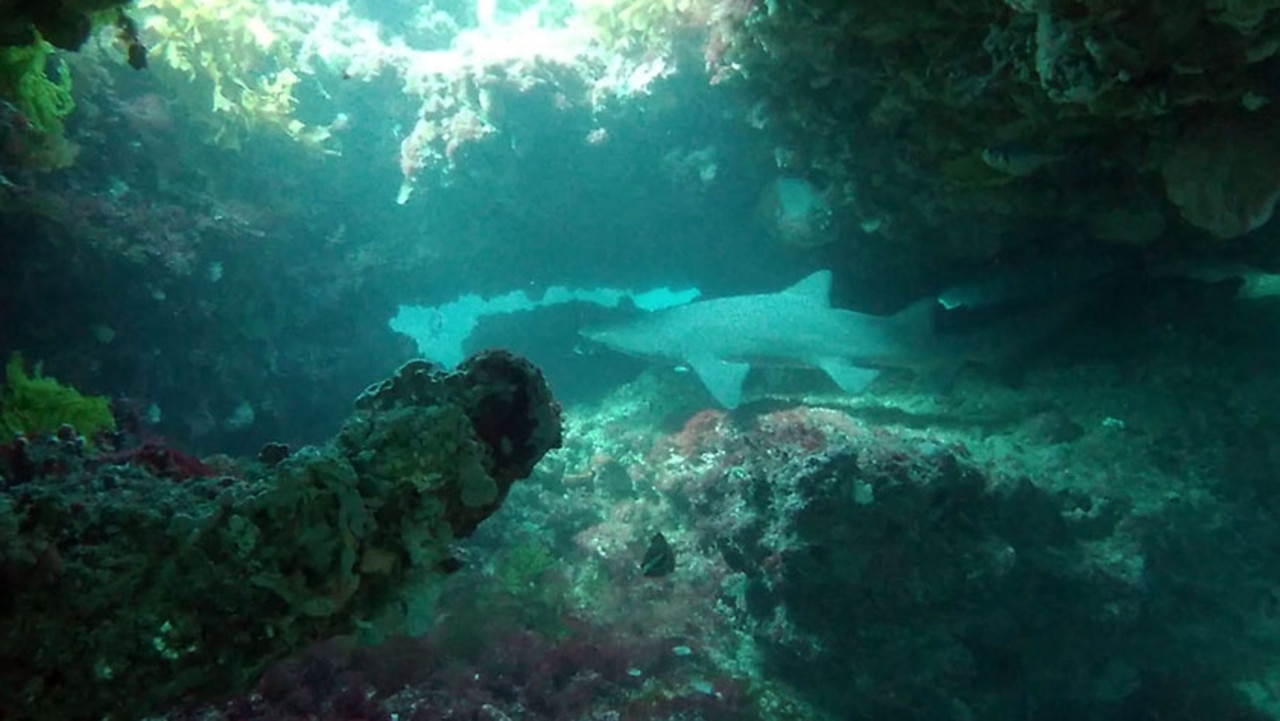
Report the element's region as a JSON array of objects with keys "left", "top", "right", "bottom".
[
  {"left": 114, "top": 10, "right": 148, "bottom": 70},
  {"left": 256, "top": 442, "right": 290, "bottom": 466},
  {"left": 438, "top": 556, "right": 464, "bottom": 575},
  {"left": 1149, "top": 261, "right": 1280, "bottom": 301},
  {"left": 641, "top": 532, "right": 676, "bottom": 577},
  {"left": 937, "top": 257, "right": 1117, "bottom": 311},
  {"left": 980, "top": 143, "right": 1065, "bottom": 177}
]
